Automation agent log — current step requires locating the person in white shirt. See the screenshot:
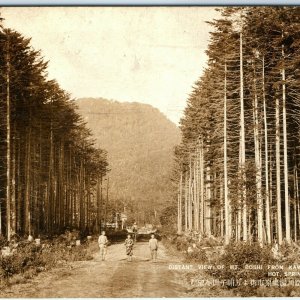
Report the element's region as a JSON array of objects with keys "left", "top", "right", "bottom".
[
  {"left": 98, "top": 231, "right": 108, "bottom": 261},
  {"left": 149, "top": 234, "right": 158, "bottom": 262}
]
